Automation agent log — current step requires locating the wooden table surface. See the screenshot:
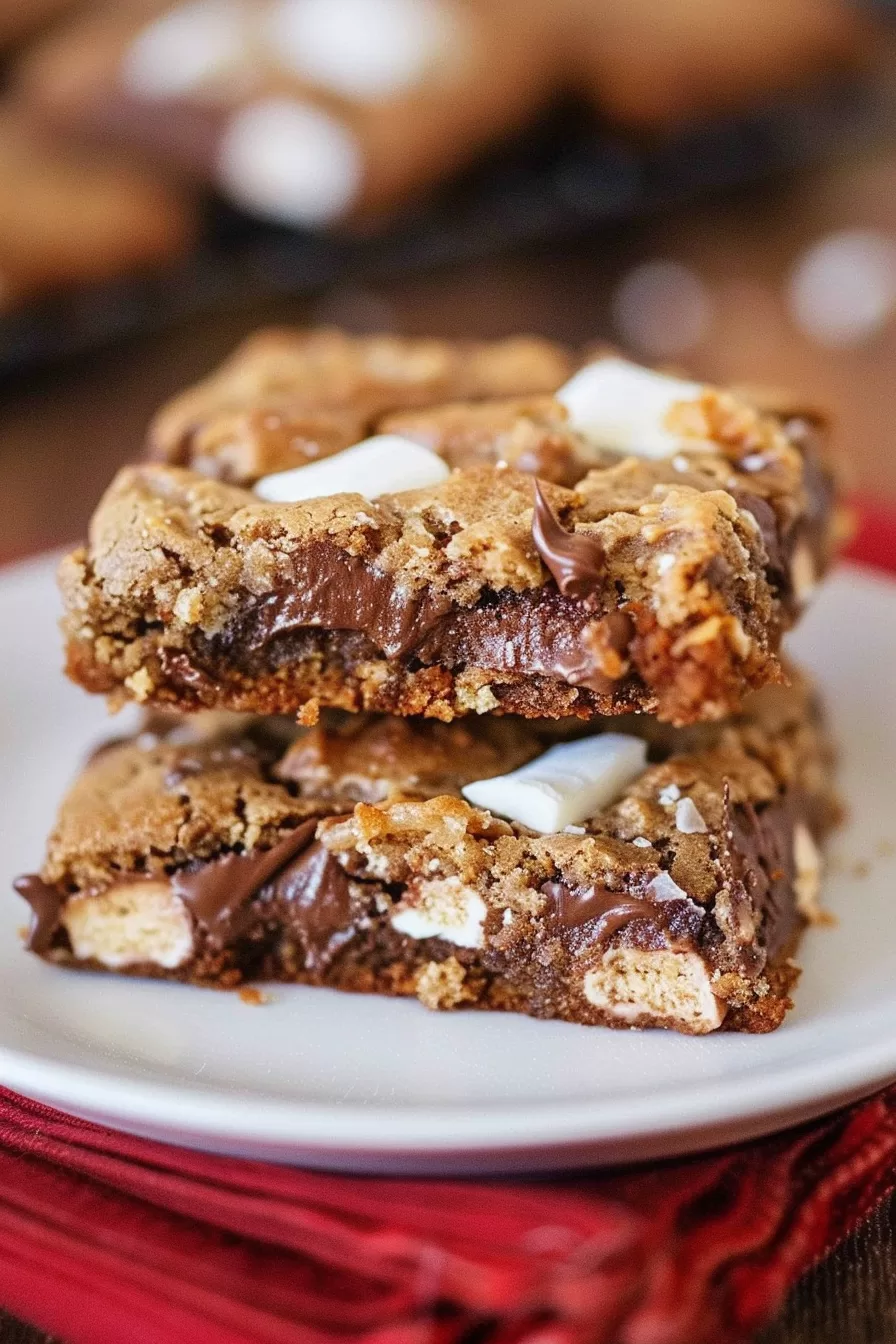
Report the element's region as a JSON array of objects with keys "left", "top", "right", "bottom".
[{"left": 1, "top": 149, "right": 895, "bottom": 1342}]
